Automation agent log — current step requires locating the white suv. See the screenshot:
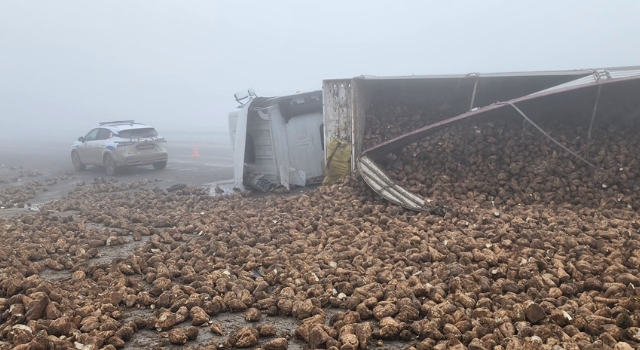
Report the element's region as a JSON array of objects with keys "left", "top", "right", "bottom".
[{"left": 71, "top": 120, "right": 168, "bottom": 175}]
